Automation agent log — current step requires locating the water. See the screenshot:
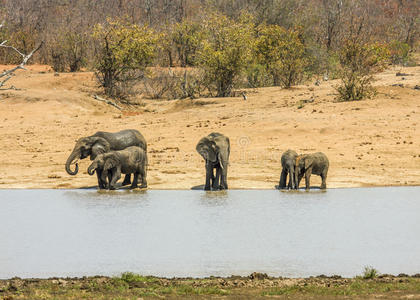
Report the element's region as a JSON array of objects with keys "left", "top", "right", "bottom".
[{"left": 0, "top": 187, "right": 419, "bottom": 279}]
